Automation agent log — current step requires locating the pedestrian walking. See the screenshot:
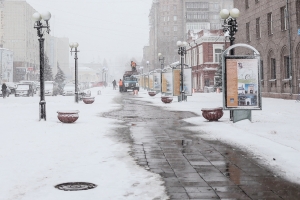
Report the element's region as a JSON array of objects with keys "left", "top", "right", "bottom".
[
  {"left": 1, "top": 83, "right": 7, "bottom": 98},
  {"left": 112, "top": 80, "right": 116, "bottom": 90},
  {"left": 119, "top": 79, "right": 123, "bottom": 92}
]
